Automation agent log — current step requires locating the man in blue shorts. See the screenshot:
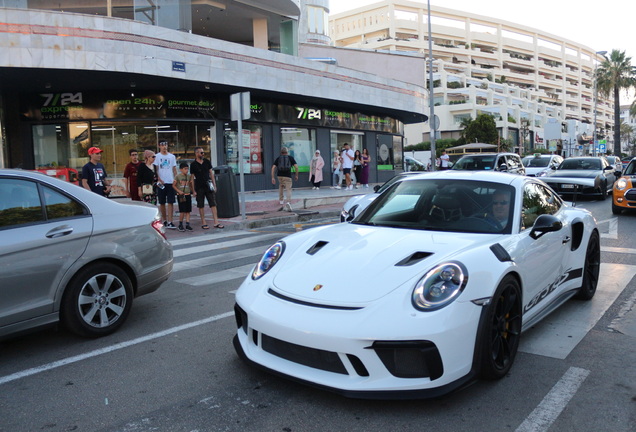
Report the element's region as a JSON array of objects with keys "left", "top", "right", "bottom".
[{"left": 153, "top": 140, "right": 178, "bottom": 229}]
